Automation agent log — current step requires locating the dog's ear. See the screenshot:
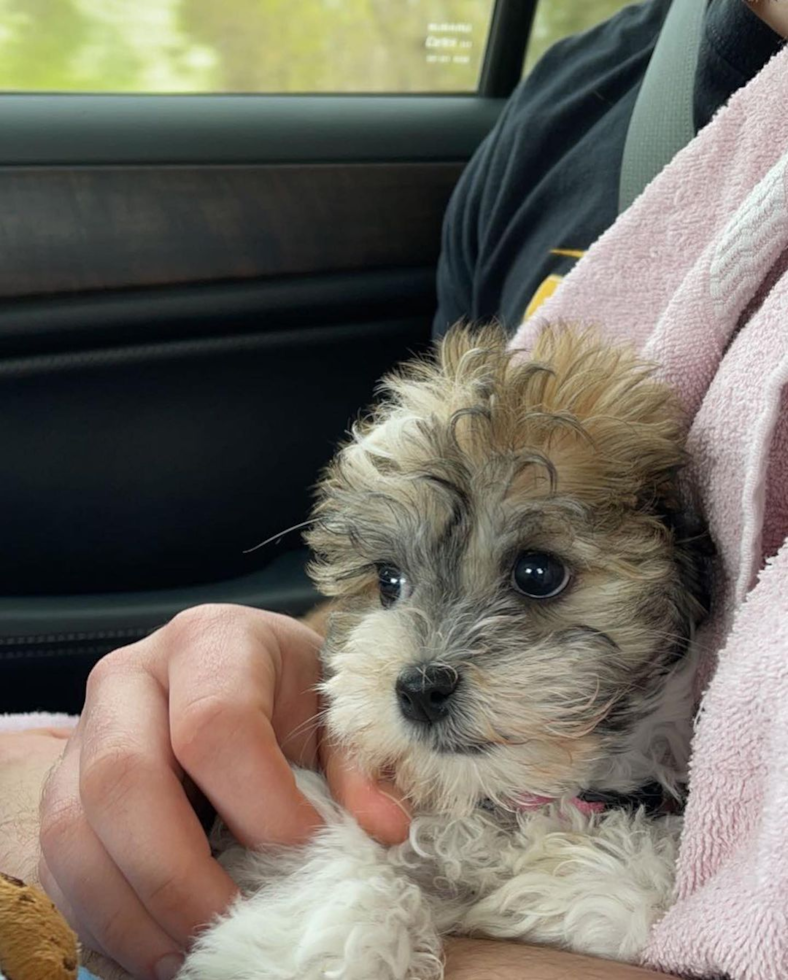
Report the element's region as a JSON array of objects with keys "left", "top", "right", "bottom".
[
  {"left": 660, "top": 505, "right": 715, "bottom": 625},
  {"left": 522, "top": 328, "right": 714, "bottom": 626}
]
